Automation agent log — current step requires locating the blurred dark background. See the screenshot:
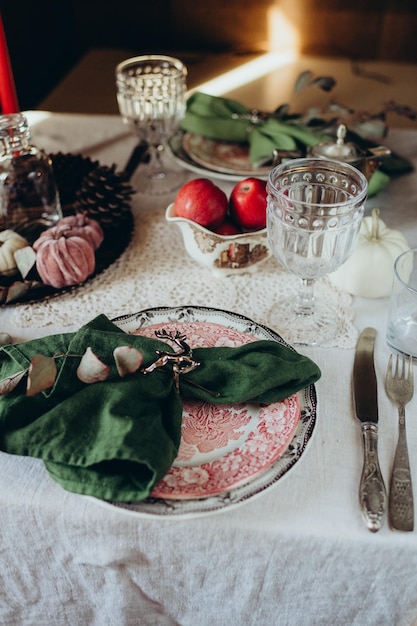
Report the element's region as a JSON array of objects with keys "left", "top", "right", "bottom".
[{"left": 2, "top": 0, "right": 417, "bottom": 111}]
